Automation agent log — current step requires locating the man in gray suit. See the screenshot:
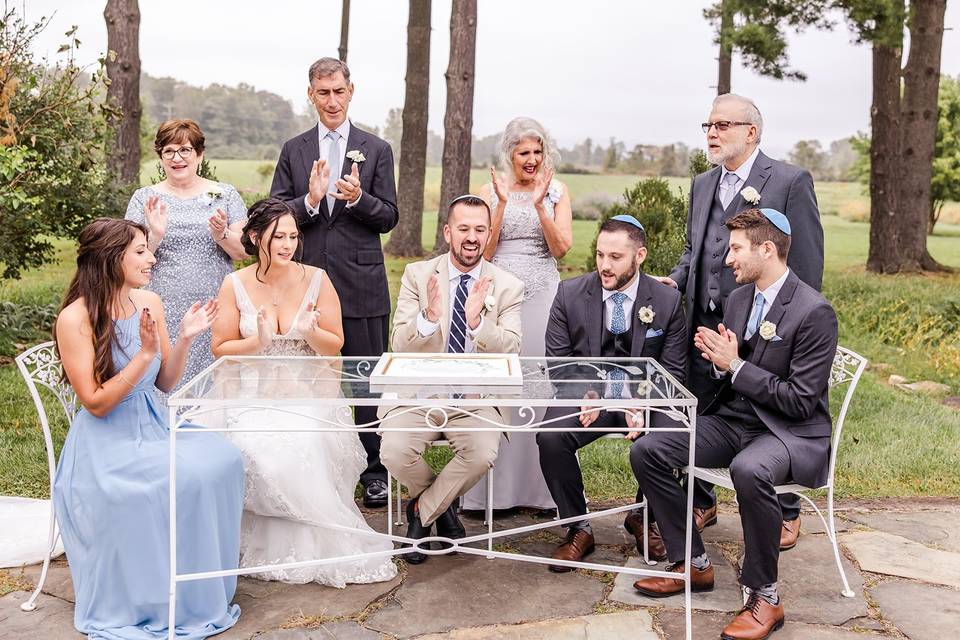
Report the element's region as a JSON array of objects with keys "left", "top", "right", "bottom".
[
  {"left": 660, "top": 94, "right": 824, "bottom": 547},
  {"left": 633, "top": 209, "right": 837, "bottom": 640}
]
